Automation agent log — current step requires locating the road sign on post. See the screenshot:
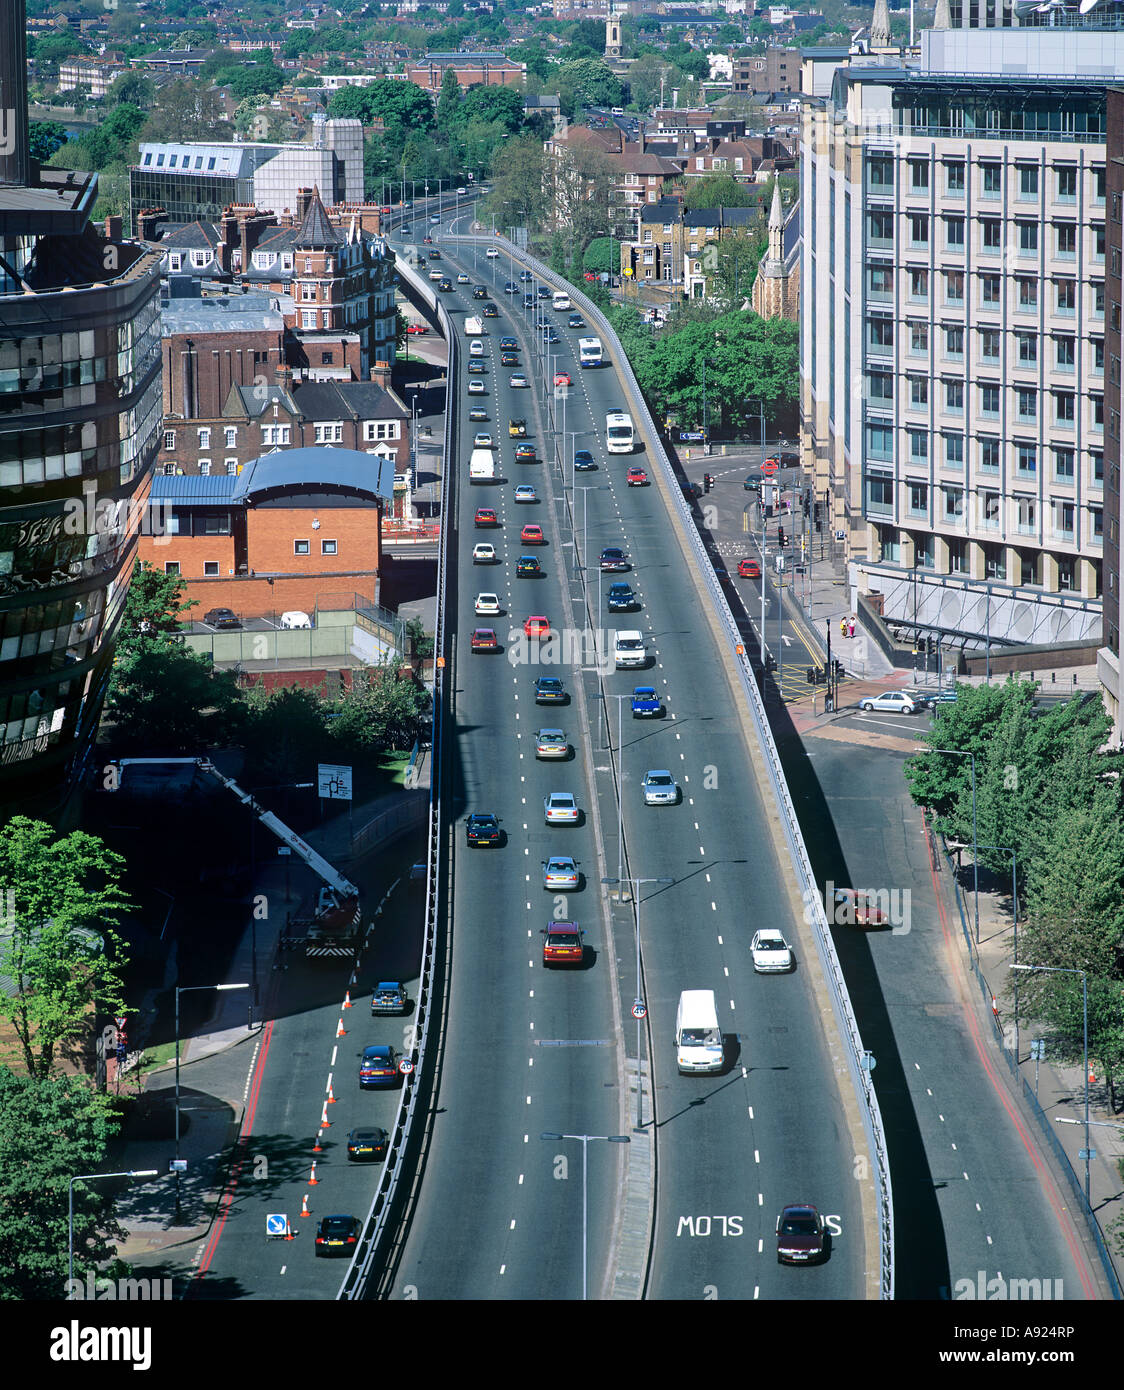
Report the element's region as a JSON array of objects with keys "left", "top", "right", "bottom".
[{"left": 318, "top": 764, "right": 353, "bottom": 801}]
